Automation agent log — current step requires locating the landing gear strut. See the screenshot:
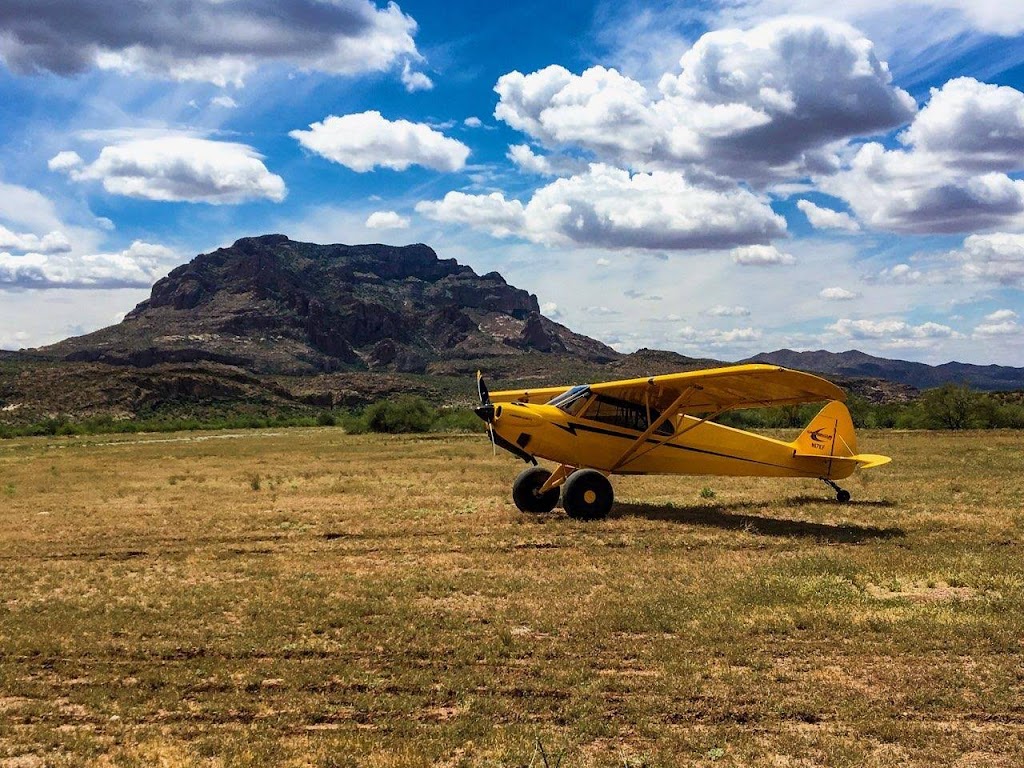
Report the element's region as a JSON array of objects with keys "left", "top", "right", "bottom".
[{"left": 821, "top": 477, "right": 851, "bottom": 503}]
